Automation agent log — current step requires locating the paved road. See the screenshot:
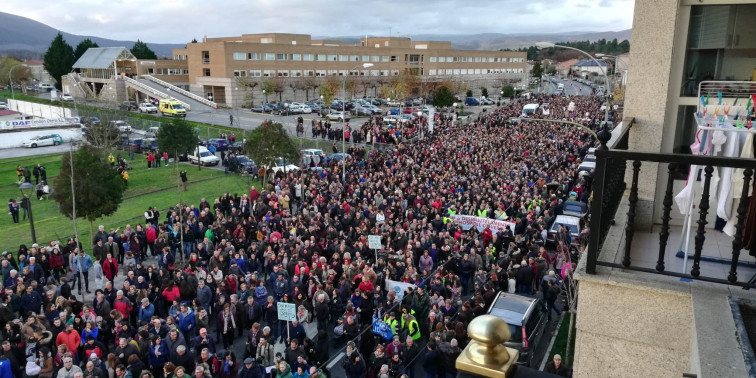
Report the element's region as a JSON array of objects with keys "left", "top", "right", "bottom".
[{"left": 0, "top": 144, "right": 73, "bottom": 159}]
